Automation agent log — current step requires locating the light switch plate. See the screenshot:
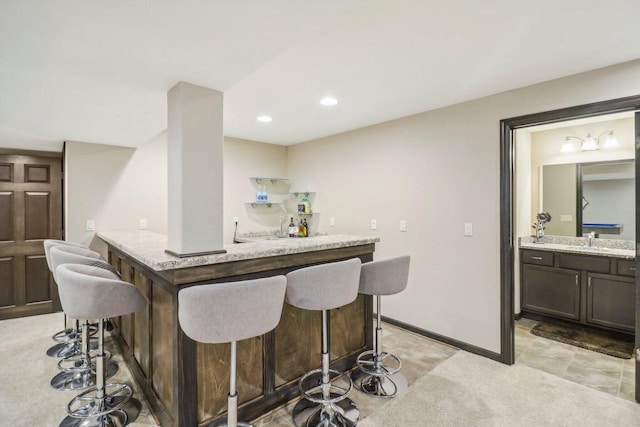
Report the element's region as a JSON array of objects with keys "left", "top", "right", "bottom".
[
  {"left": 371, "top": 219, "right": 377, "bottom": 230},
  {"left": 139, "top": 218, "right": 148, "bottom": 230},
  {"left": 86, "top": 219, "right": 95, "bottom": 231},
  {"left": 400, "top": 220, "right": 407, "bottom": 232},
  {"left": 330, "top": 217, "right": 335, "bottom": 227},
  {"left": 464, "top": 223, "right": 473, "bottom": 236}
]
